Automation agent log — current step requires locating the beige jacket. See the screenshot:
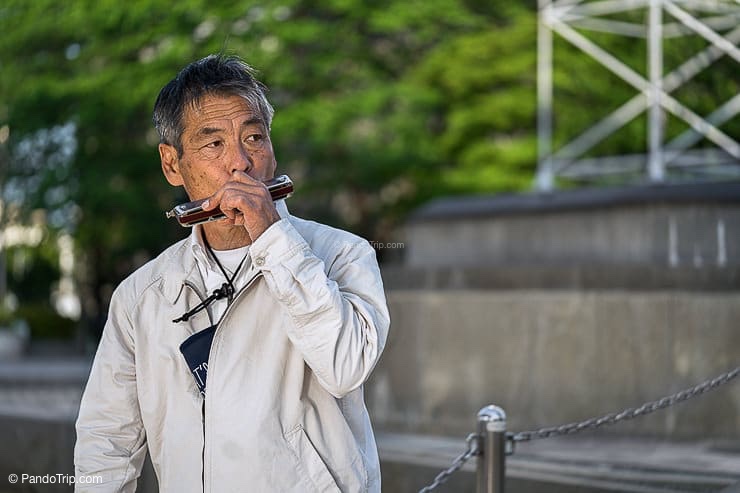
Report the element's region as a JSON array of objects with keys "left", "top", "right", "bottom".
[{"left": 74, "top": 201, "right": 390, "bottom": 492}]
